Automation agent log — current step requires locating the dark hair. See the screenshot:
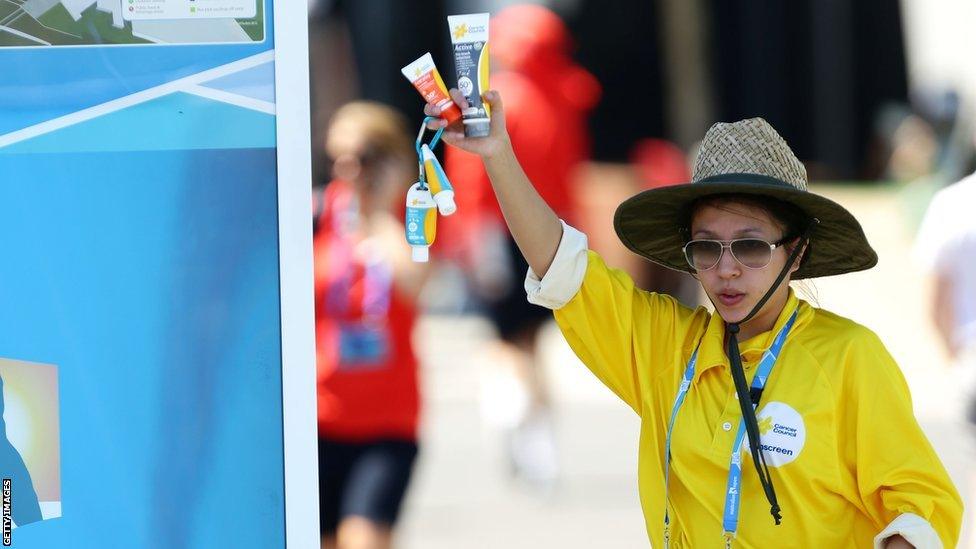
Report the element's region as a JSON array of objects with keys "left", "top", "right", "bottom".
[{"left": 683, "top": 193, "right": 813, "bottom": 265}]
